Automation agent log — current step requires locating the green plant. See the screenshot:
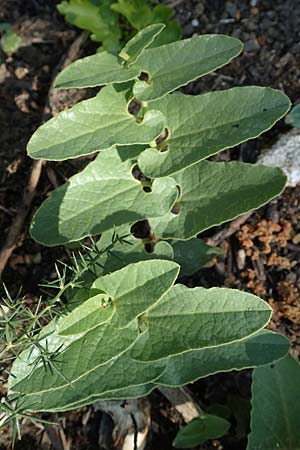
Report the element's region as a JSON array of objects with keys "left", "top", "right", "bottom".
[
  {"left": 248, "top": 353, "right": 300, "bottom": 450},
  {"left": 2, "top": 25, "right": 294, "bottom": 446},
  {"left": 285, "top": 103, "right": 300, "bottom": 128},
  {"left": 173, "top": 414, "right": 230, "bottom": 449},
  {"left": 0, "top": 23, "right": 22, "bottom": 55},
  {"left": 57, "top": 0, "right": 181, "bottom": 52}
]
